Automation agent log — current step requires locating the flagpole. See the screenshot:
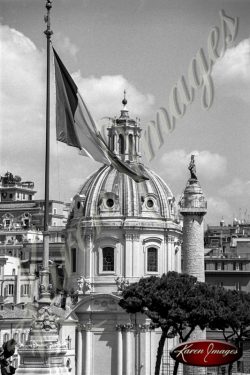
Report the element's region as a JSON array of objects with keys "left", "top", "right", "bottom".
[{"left": 40, "top": 0, "right": 53, "bottom": 303}]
